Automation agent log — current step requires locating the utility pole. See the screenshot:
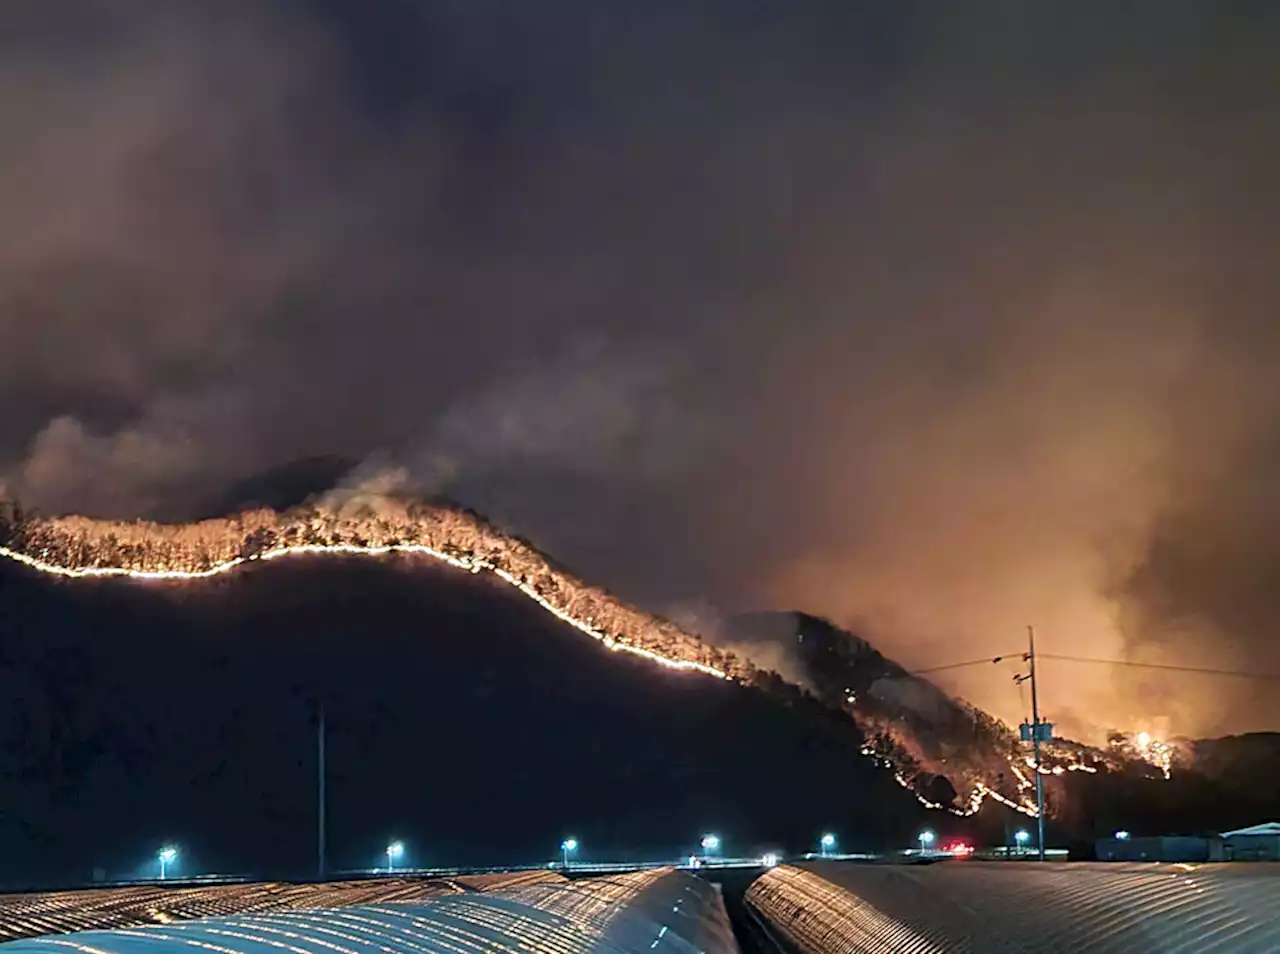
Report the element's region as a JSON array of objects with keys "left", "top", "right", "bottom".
[
  {"left": 1028, "top": 625, "right": 1046, "bottom": 861},
  {"left": 1013, "top": 626, "right": 1049, "bottom": 860},
  {"left": 317, "top": 703, "right": 327, "bottom": 880}
]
